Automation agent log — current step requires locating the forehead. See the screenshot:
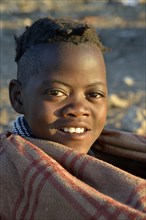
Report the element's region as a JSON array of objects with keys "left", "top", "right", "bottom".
[
  {"left": 21, "top": 43, "right": 107, "bottom": 92},
  {"left": 35, "top": 43, "right": 105, "bottom": 73},
  {"left": 21, "top": 43, "right": 106, "bottom": 88},
  {"left": 29, "top": 44, "right": 106, "bottom": 90}
]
